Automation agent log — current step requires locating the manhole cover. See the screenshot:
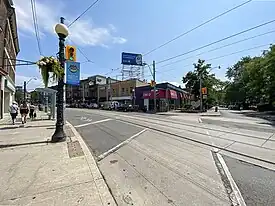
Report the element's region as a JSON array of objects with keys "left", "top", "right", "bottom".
[{"left": 67, "top": 141, "right": 84, "bottom": 158}]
